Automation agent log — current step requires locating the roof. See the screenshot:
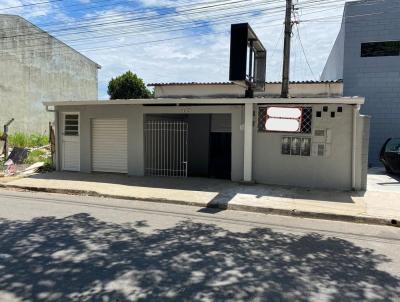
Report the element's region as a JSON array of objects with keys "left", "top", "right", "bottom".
[
  {"left": 43, "top": 96, "right": 364, "bottom": 107},
  {"left": 148, "top": 80, "right": 343, "bottom": 86},
  {"left": 0, "top": 14, "right": 101, "bottom": 69}
]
